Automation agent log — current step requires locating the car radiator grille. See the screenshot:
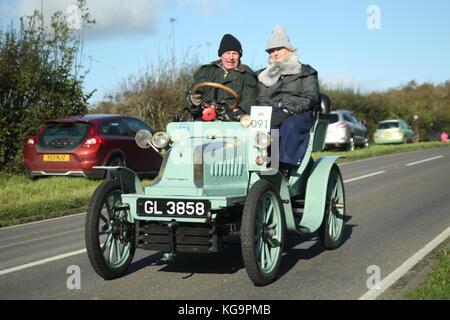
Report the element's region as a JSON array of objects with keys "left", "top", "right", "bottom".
[{"left": 210, "top": 157, "right": 244, "bottom": 177}]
